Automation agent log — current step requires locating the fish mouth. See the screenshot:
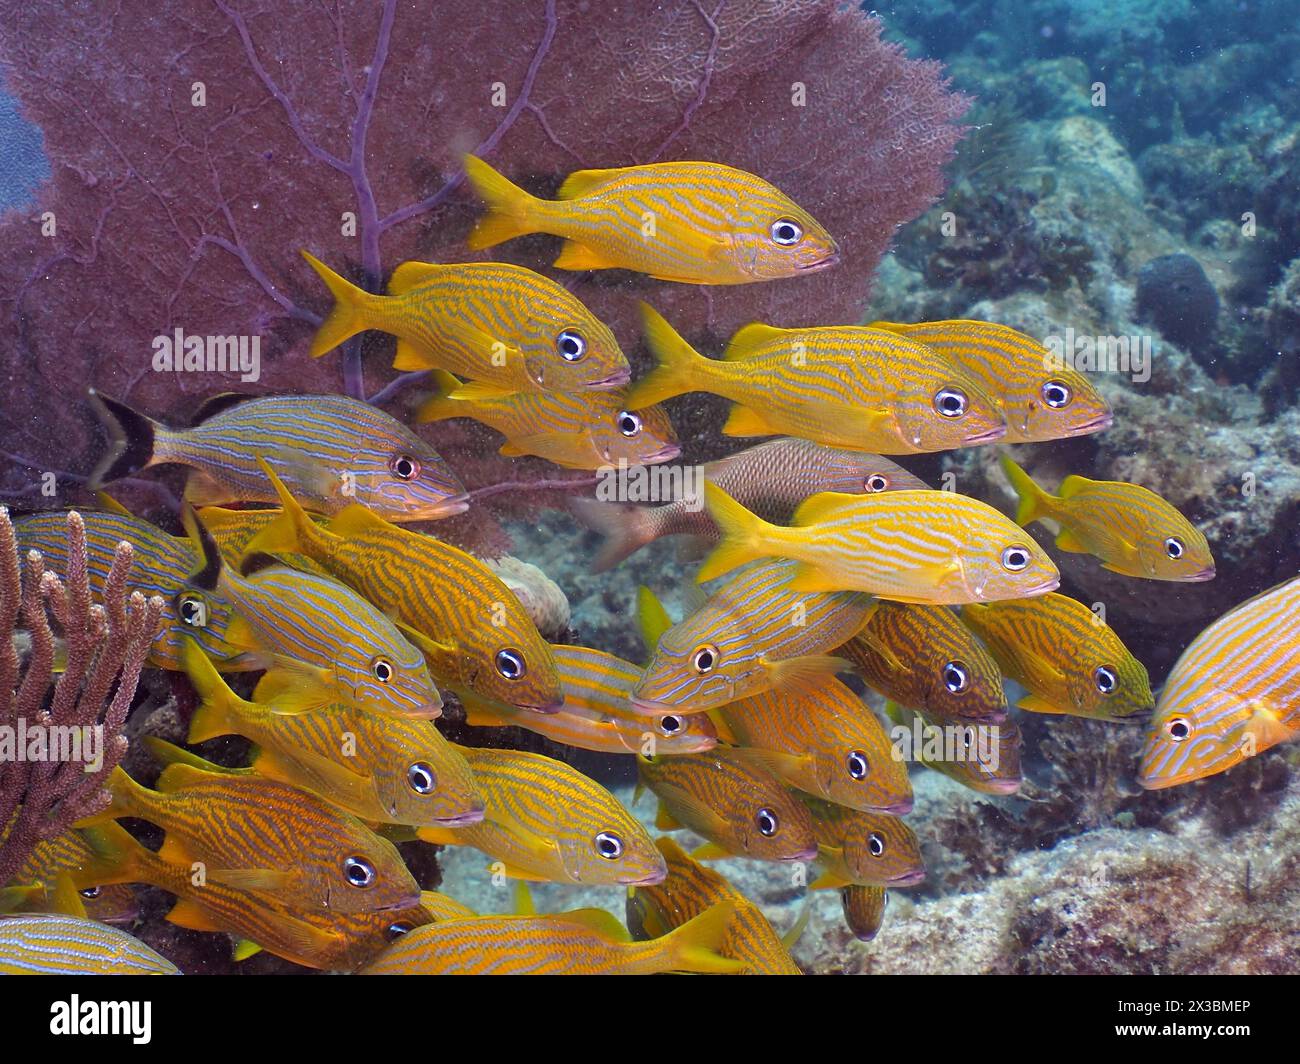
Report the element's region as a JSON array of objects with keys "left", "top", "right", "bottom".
[
  {"left": 1186, "top": 566, "right": 1217, "bottom": 582},
  {"left": 1074, "top": 411, "right": 1115, "bottom": 434},
  {"left": 888, "top": 869, "right": 927, "bottom": 888},
  {"left": 796, "top": 251, "right": 840, "bottom": 273},
  {"left": 621, "top": 870, "right": 669, "bottom": 887},
  {"left": 965, "top": 424, "right": 1008, "bottom": 445},
  {"left": 518, "top": 695, "right": 566, "bottom": 715},
  {"left": 639, "top": 444, "right": 682, "bottom": 465},
  {"left": 630, "top": 695, "right": 676, "bottom": 716},
  {"left": 877, "top": 798, "right": 914, "bottom": 816},
  {"left": 1023, "top": 575, "right": 1061, "bottom": 596},
  {"left": 435, "top": 806, "right": 486, "bottom": 828},
  {"left": 425, "top": 494, "right": 471, "bottom": 519},
  {"left": 981, "top": 778, "right": 1023, "bottom": 795},
  {"left": 785, "top": 845, "right": 820, "bottom": 863},
  {"left": 586, "top": 369, "right": 632, "bottom": 390}
]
